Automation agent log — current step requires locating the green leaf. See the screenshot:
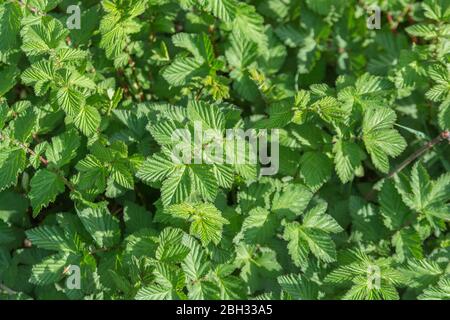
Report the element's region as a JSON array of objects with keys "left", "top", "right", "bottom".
[
  {"left": 123, "top": 201, "right": 153, "bottom": 234},
  {"left": 302, "top": 203, "right": 343, "bottom": 233},
  {"left": 393, "top": 228, "right": 424, "bottom": 262},
  {"left": 241, "top": 207, "right": 277, "bottom": 243},
  {"left": 312, "top": 96, "right": 348, "bottom": 123},
  {"left": 333, "top": 139, "right": 366, "bottom": 183},
  {"left": 76, "top": 203, "right": 120, "bottom": 248},
  {"left": 181, "top": 237, "right": 209, "bottom": 281},
  {"left": 137, "top": 153, "right": 176, "bottom": 183},
  {"left": 278, "top": 274, "right": 319, "bottom": 300},
  {"left": 30, "top": 253, "right": 71, "bottom": 286},
  {"left": 212, "top": 164, "right": 234, "bottom": 188},
  {"left": 26, "top": 225, "right": 73, "bottom": 252},
  {"left": 419, "top": 277, "right": 450, "bottom": 300},
  {"left": 56, "top": 86, "right": 85, "bottom": 116},
  {"left": 12, "top": 109, "right": 36, "bottom": 143},
  {"left": 110, "top": 160, "right": 134, "bottom": 189},
  {"left": 187, "top": 100, "right": 225, "bottom": 131},
  {"left": 172, "top": 33, "right": 214, "bottom": 65},
  {"left": 234, "top": 3, "right": 267, "bottom": 50},
  {"left": 349, "top": 196, "right": 388, "bottom": 242},
  {"left": 0, "top": 101, "right": 8, "bottom": 129},
  {"left": 0, "top": 220, "right": 22, "bottom": 245},
  {"left": 168, "top": 202, "right": 228, "bottom": 245},
  {"left": 439, "top": 98, "right": 450, "bottom": 130},
  {"left": 207, "top": 0, "right": 238, "bottom": 22},
  {"left": 363, "top": 107, "right": 406, "bottom": 173},
  {"left": 272, "top": 183, "right": 313, "bottom": 217},
  {"left": 0, "top": 147, "right": 26, "bottom": 191},
  {"left": 75, "top": 155, "right": 107, "bottom": 192},
  {"left": 306, "top": 0, "right": 345, "bottom": 15},
  {"left": 155, "top": 228, "right": 190, "bottom": 263},
  {"left": 182, "top": 238, "right": 221, "bottom": 298},
  {"left": 148, "top": 120, "right": 181, "bottom": 146},
  {"left": 99, "top": 0, "right": 146, "bottom": 60},
  {"left": 0, "top": 2, "right": 22, "bottom": 55},
  {"left": 190, "top": 165, "right": 219, "bottom": 202},
  {"left": 45, "top": 129, "right": 80, "bottom": 168},
  {"left": 55, "top": 48, "right": 87, "bottom": 64},
  {"left": 137, "top": 262, "right": 186, "bottom": 300},
  {"left": 300, "top": 227, "right": 337, "bottom": 263},
  {"left": 135, "top": 284, "right": 176, "bottom": 300},
  {"left": 284, "top": 202, "right": 341, "bottom": 266},
  {"left": 299, "top": 151, "right": 333, "bottom": 190},
  {"left": 73, "top": 104, "right": 101, "bottom": 136},
  {"left": 161, "top": 166, "right": 192, "bottom": 206},
  {"left": 283, "top": 222, "right": 310, "bottom": 268},
  {"left": 29, "top": 169, "right": 65, "bottom": 216},
  {"left": 21, "top": 17, "right": 68, "bottom": 57},
  {"left": 0, "top": 64, "right": 20, "bottom": 97},
  {"left": 162, "top": 57, "right": 207, "bottom": 86},
  {"left": 379, "top": 180, "right": 411, "bottom": 230},
  {"left": 406, "top": 24, "right": 436, "bottom": 39},
  {"left": 21, "top": 60, "right": 56, "bottom": 96},
  {"left": 395, "top": 163, "right": 450, "bottom": 224}
]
